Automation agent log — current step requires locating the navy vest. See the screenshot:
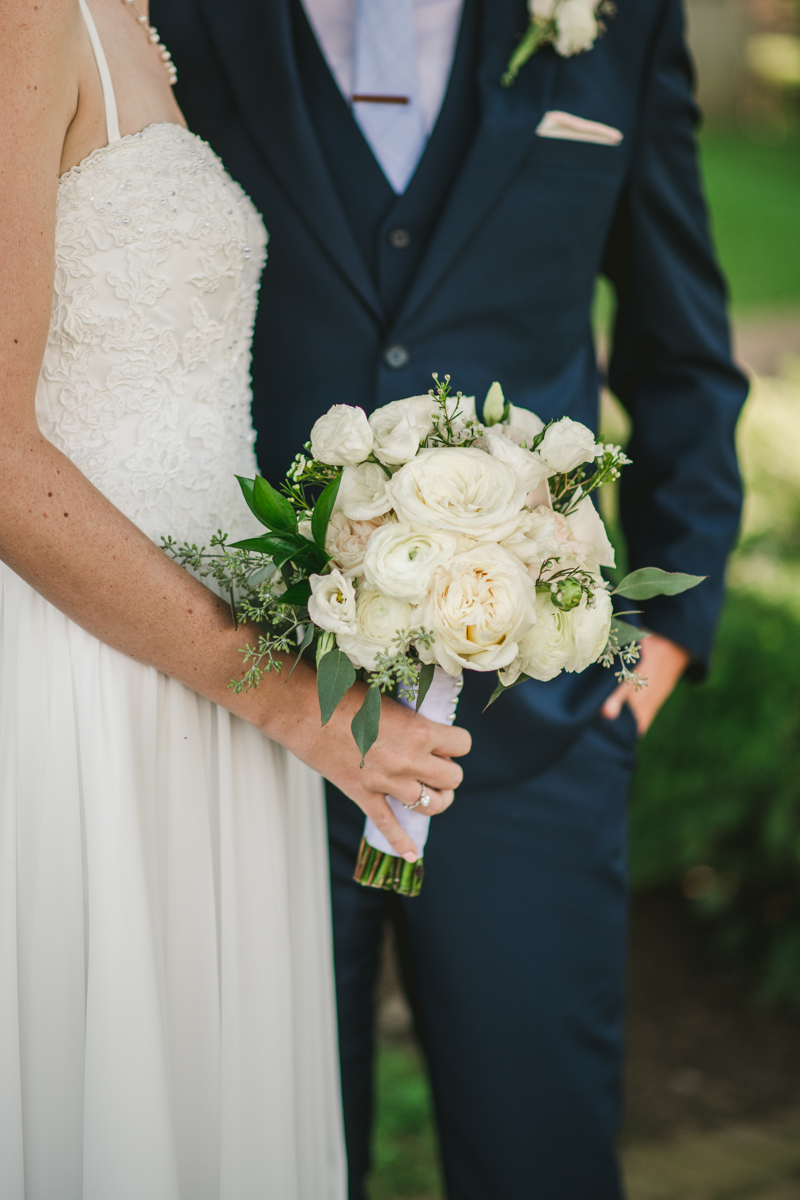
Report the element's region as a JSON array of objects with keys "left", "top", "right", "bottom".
[{"left": 291, "top": 0, "right": 481, "bottom": 327}]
